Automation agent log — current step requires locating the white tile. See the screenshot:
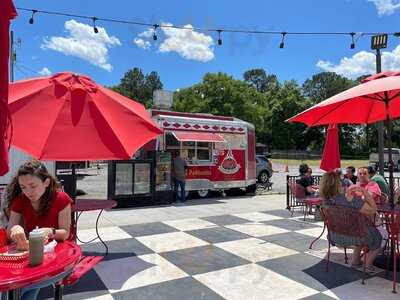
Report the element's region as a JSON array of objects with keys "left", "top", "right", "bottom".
[
  {"left": 305, "top": 247, "right": 352, "bottom": 266},
  {"left": 76, "top": 226, "right": 132, "bottom": 244},
  {"left": 295, "top": 227, "right": 327, "bottom": 240},
  {"left": 225, "top": 223, "right": 289, "bottom": 237},
  {"left": 163, "top": 218, "right": 218, "bottom": 231},
  {"left": 83, "top": 294, "right": 114, "bottom": 300},
  {"left": 100, "top": 253, "right": 188, "bottom": 293},
  {"left": 324, "top": 276, "right": 398, "bottom": 300},
  {"left": 215, "top": 238, "right": 298, "bottom": 262},
  {"left": 135, "top": 231, "right": 209, "bottom": 253},
  {"left": 233, "top": 212, "right": 283, "bottom": 222},
  {"left": 194, "top": 263, "right": 318, "bottom": 300}
]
